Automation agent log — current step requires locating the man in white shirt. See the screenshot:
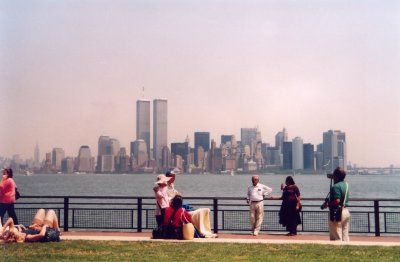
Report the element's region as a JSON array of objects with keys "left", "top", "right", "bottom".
[{"left": 246, "top": 175, "right": 272, "bottom": 236}]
